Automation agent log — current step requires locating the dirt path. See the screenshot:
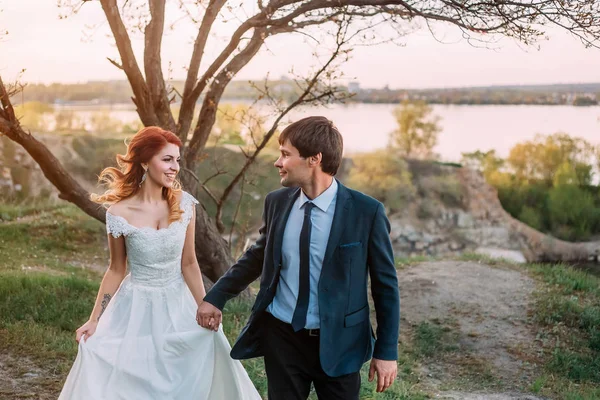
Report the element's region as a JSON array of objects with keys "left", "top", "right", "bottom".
[
  {"left": 0, "top": 354, "right": 57, "bottom": 400},
  {"left": 399, "top": 261, "right": 546, "bottom": 399}
]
